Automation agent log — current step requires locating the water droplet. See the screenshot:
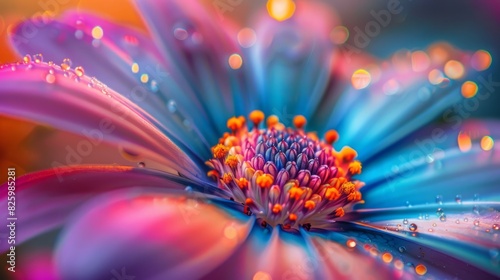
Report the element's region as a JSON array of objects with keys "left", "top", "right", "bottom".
[
  {"left": 184, "top": 186, "right": 193, "bottom": 192},
  {"left": 424, "top": 214, "right": 429, "bottom": 220},
  {"left": 48, "top": 68, "right": 54, "bottom": 74},
  {"left": 33, "top": 53, "right": 43, "bottom": 63},
  {"left": 436, "top": 208, "right": 444, "bottom": 217},
  {"left": 435, "top": 195, "right": 443, "bottom": 204},
  {"left": 346, "top": 239, "right": 356, "bottom": 248},
  {"left": 415, "top": 264, "right": 427, "bottom": 276},
  {"left": 174, "top": 27, "right": 188, "bottom": 40},
  {"left": 473, "top": 205, "right": 480, "bottom": 215},
  {"left": 48, "top": 61, "right": 54, "bottom": 66},
  {"left": 464, "top": 218, "right": 468, "bottom": 222},
  {"left": 11, "top": 65, "right": 16, "bottom": 71},
  {"left": 455, "top": 219, "right": 460, "bottom": 224},
  {"left": 455, "top": 195, "right": 462, "bottom": 204},
  {"left": 473, "top": 194, "right": 479, "bottom": 201},
  {"left": 403, "top": 219, "right": 408, "bottom": 225},
  {"left": 150, "top": 80, "right": 159, "bottom": 92},
  {"left": 23, "top": 54, "right": 31, "bottom": 64},
  {"left": 493, "top": 224, "right": 499, "bottom": 231},
  {"left": 409, "top": 223, "right": 418, "bottom": 232},
  {"left": 137, "top": 162, "right": 145, "bottom": 168},
  {"left": 406, "top": 201, "right": 411, "bottom": 207},
  {"left": 45, "top": 73, "right": 56, "bottom": 84},
  {"left": 439, "top": 214, "right": 447, "bottom": 222},
  {"left": 74, "top": 66, "right": 85, "bottom": 77},
  {"left": 398, "top": 246, "right": 406, "bottom": 253},
  {"left": 432, "top": 223, "right": 437, "bottom": 227},
  {"left": 428, "top": 228, "right": 434, "bottom": 232},
  {"left": 167, "top": 100, "right": 177, "bottom": 113},
  {"left": 474, "top": 220, "right": 480, "bottom": 226},
  {"left": 61, "top": 58, "right": 72, "bottom": 70}
]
